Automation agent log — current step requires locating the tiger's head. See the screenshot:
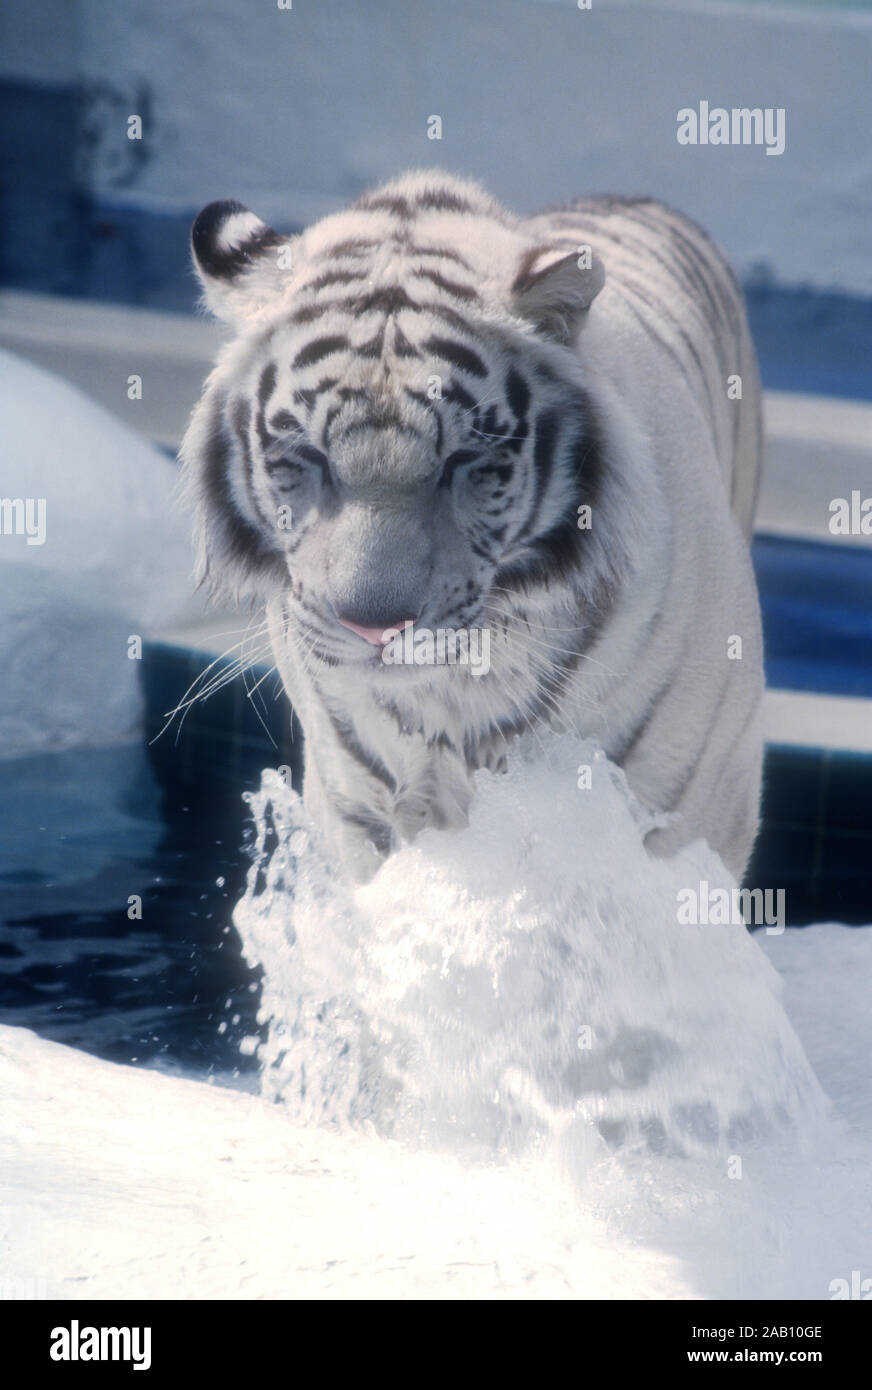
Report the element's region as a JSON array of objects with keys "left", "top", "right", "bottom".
[{"left": 181, "top": 172, "right": 610, "bottom": 680}]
